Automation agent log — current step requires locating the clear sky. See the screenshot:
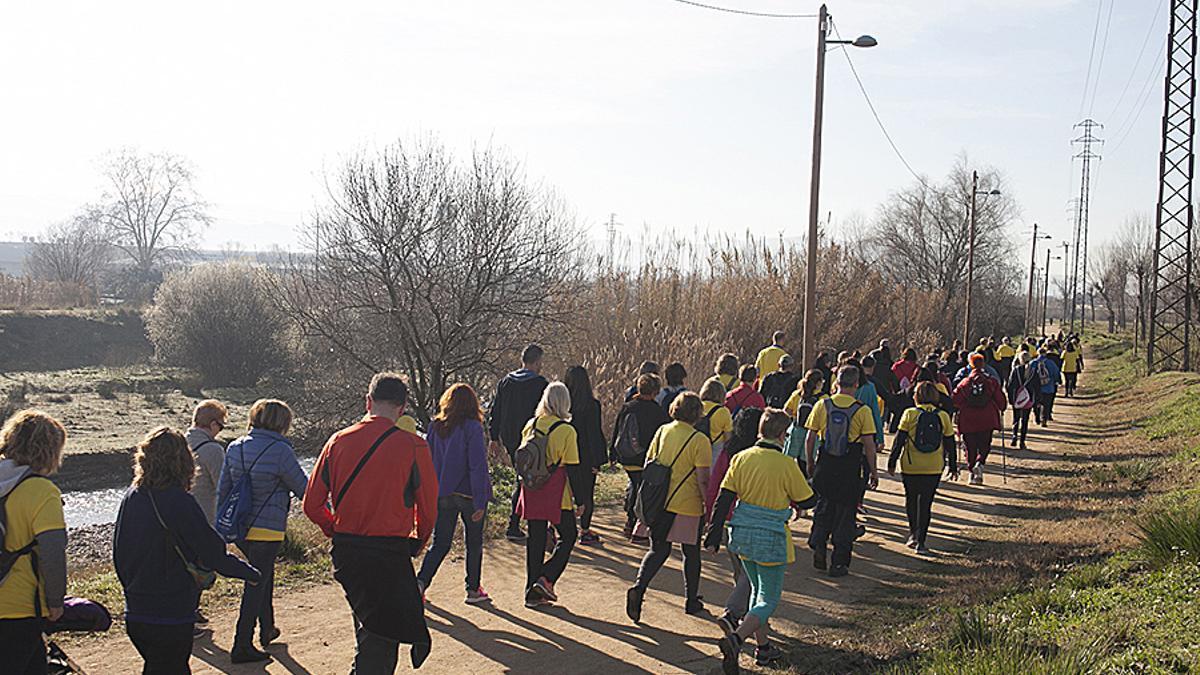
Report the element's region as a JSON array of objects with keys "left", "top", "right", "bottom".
[{"left": 0, "top": 0, "right": 1171, "bottom": 268}]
